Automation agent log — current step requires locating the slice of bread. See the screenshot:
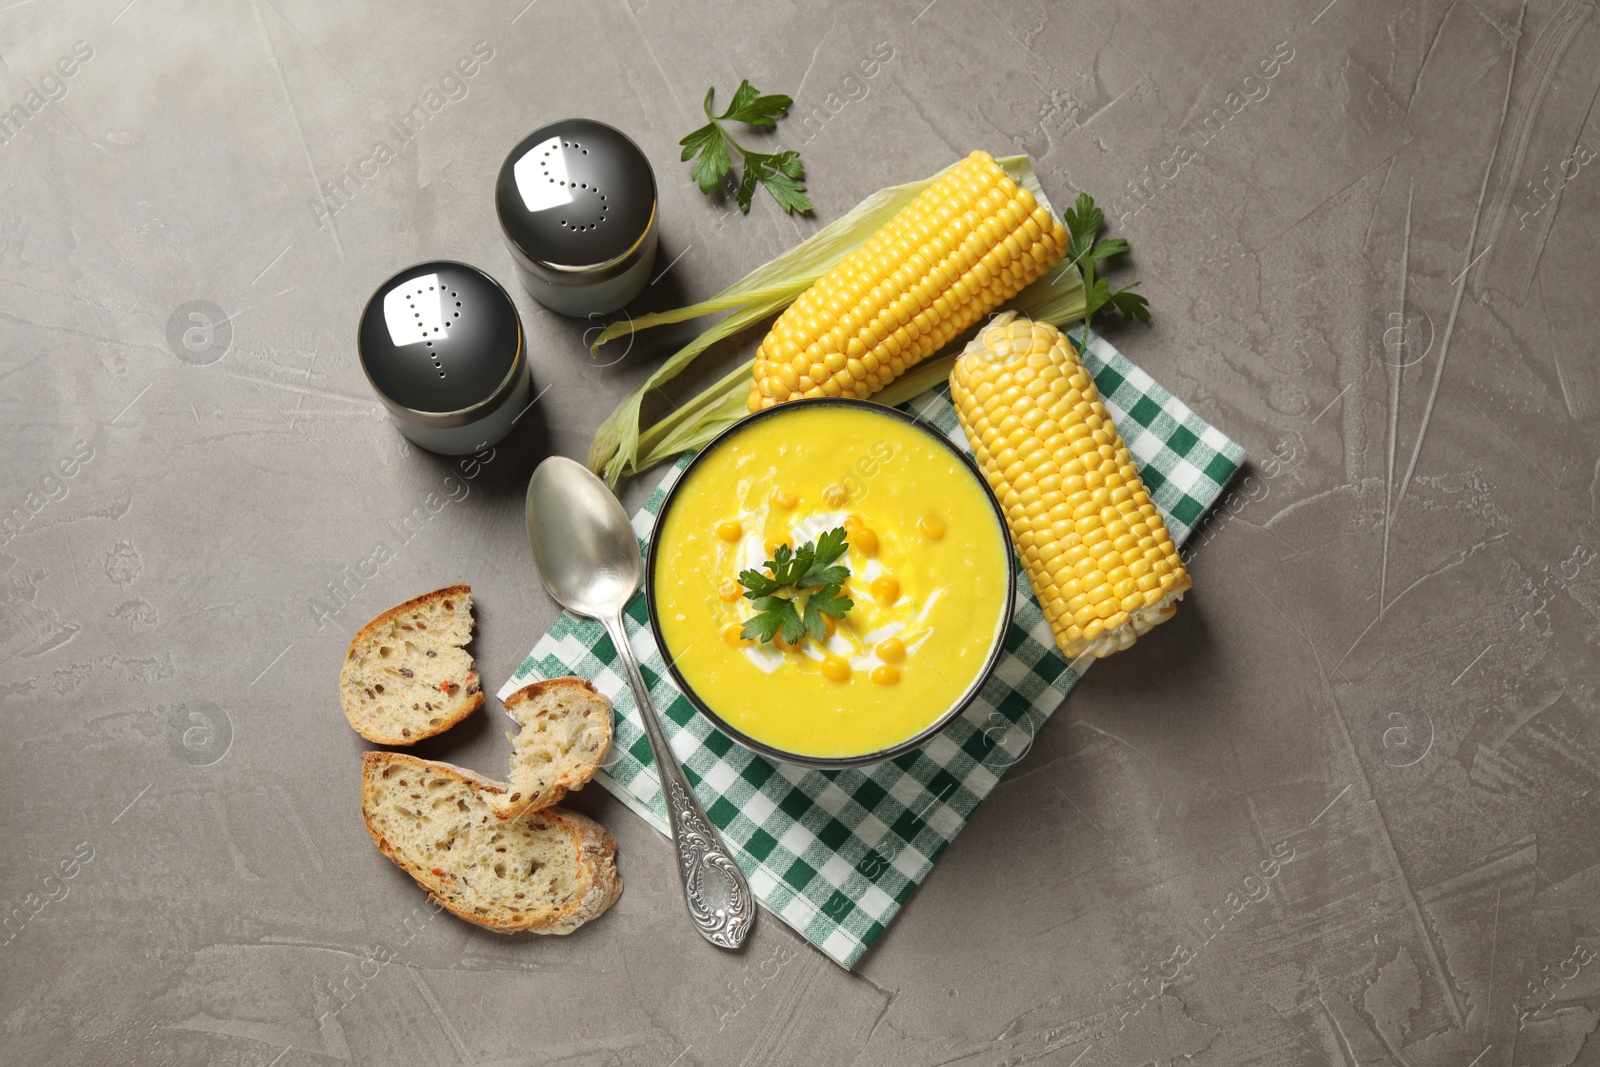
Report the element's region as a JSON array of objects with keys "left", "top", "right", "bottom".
[
  {"left": 492, "top": 678, "right": 614, "bottom": 821},
  {"left": 340, "top": 585, "right": 483, "bottom": 744},
  {"left": 361, "top": 752, "right": 621, "bottom": 934}
]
